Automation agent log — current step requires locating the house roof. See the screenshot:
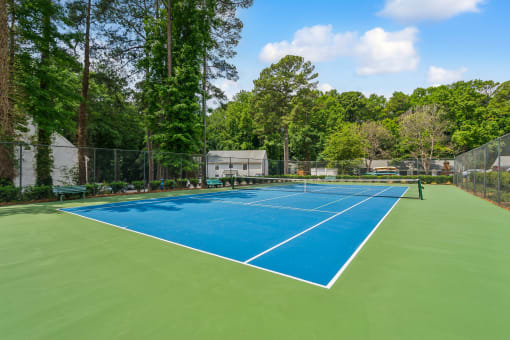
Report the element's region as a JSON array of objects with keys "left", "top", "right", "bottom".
[{"left": 207, "top": 150, "right": 267, "bottom": 162}]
